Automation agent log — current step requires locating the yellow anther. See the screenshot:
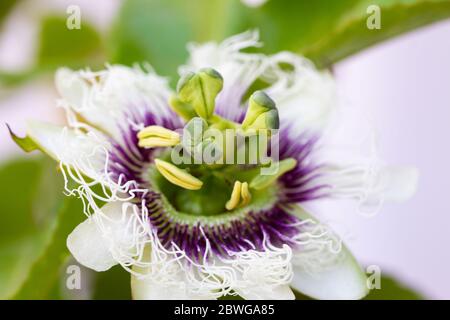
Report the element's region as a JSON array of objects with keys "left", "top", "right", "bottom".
[
  {"left": 226, "top": 181, "right": 242, "bottom": 211},
  {"left": 225, "top": 181, "right": 252, "bottom": 211},
  {"left": 138, "top": 126, "right": 180, "bottom": 148},
  {"left": 240, "top": 182, "right": 251, "bottom": 206},
  {"left": 154, "top": 159, "right": 203, "bottom": 190}
]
